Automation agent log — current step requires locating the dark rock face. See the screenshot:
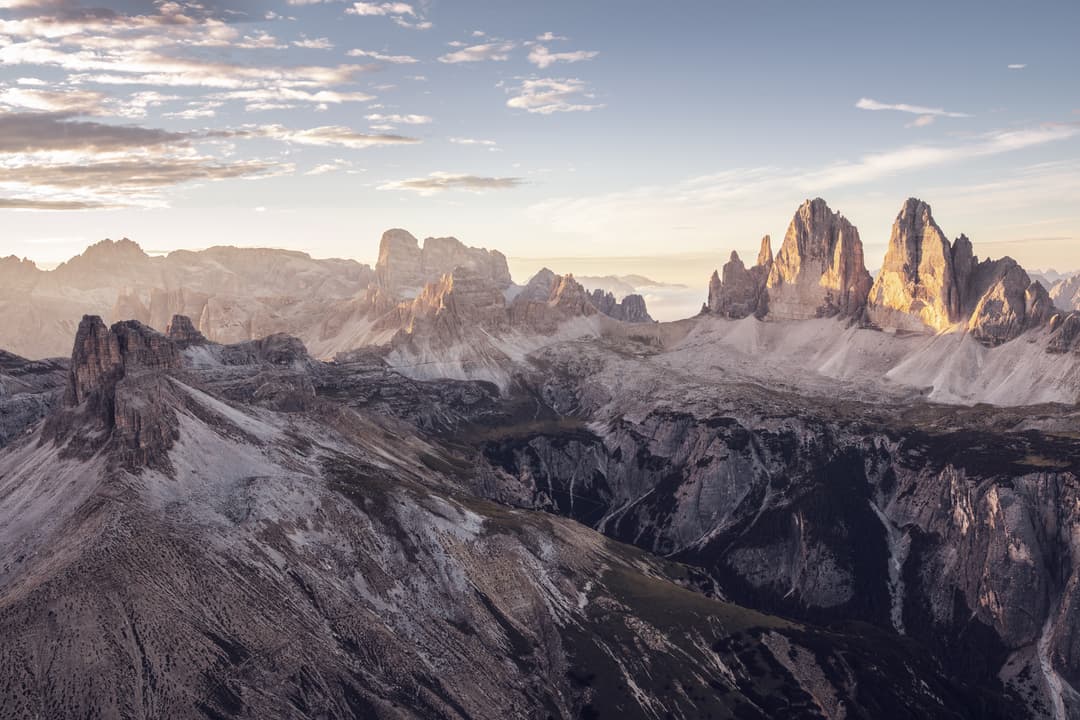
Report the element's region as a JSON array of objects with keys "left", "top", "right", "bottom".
[
  {"left": 165, "top": 313, "right": 207, "bottom": 348},
  {"left": 454, "top": 354, "right": 1080, "bottom": 717},
  {"left": 65, "top": 315, "right": 123, "bottom": 408},
  {"left": 0, "top": 350, "right": 66, "bottom": 448},
  {"left": 49, "top": 316, "right": 181, "bottom": 469}
]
